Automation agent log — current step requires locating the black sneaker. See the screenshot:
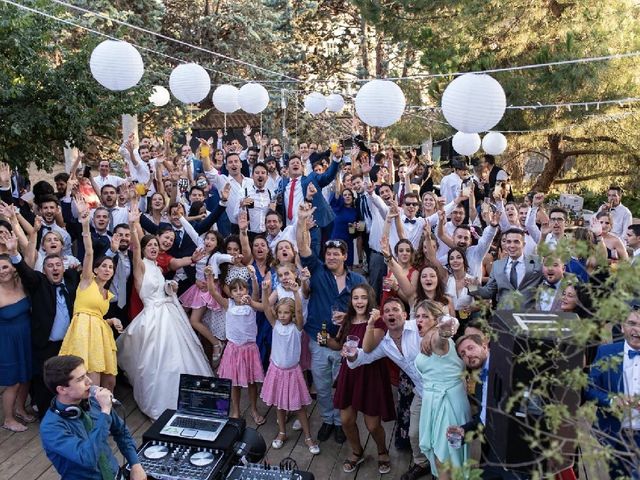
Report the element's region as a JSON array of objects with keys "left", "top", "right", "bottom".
[
  {"left": 333, "top": 426, "right": 346, "bottom": 444},
  {"left": 400, "top": 463, "right": 430, "bottom": 480},
  {"left": 317, "top": 422, "right": 334, "bottom": 442}
]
